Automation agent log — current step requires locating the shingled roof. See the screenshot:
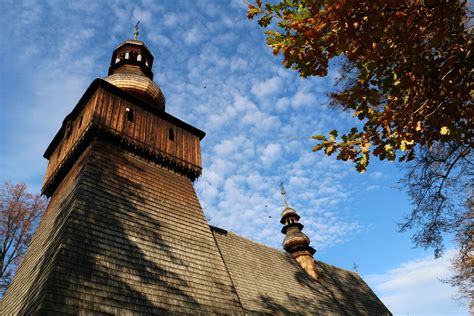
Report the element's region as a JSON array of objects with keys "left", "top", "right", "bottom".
[
  {"left": 211, "top": 226, "right": 391, "bottom": 315},
  {"left": 2, "top": 137, "right": 391, "bottom": 315}
]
